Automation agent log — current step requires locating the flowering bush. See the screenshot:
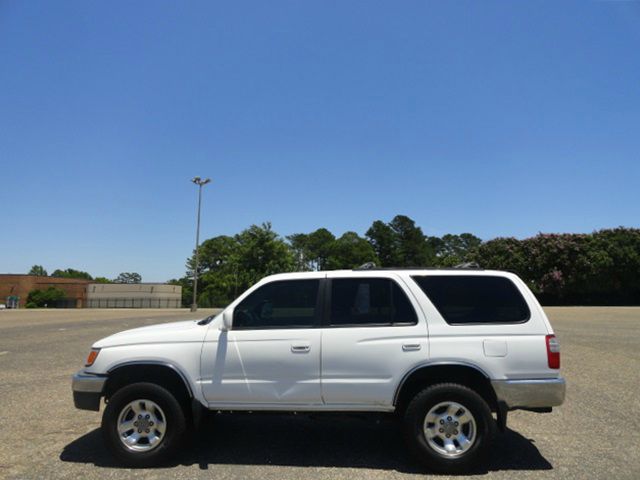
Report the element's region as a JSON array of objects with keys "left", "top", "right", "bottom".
[{"left": 473, "top": 228, "right": 640, "bottom": 305}]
